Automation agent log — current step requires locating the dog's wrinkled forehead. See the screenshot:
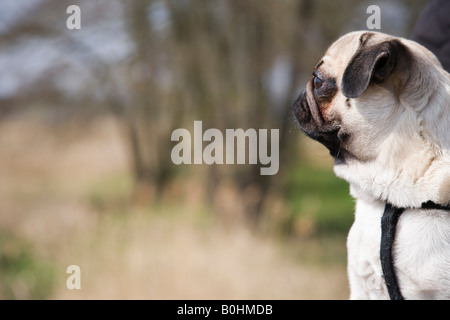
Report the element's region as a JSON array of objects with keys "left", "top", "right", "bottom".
[{"left": 318, "top": 31, "right": 391, "bottom": 78}]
